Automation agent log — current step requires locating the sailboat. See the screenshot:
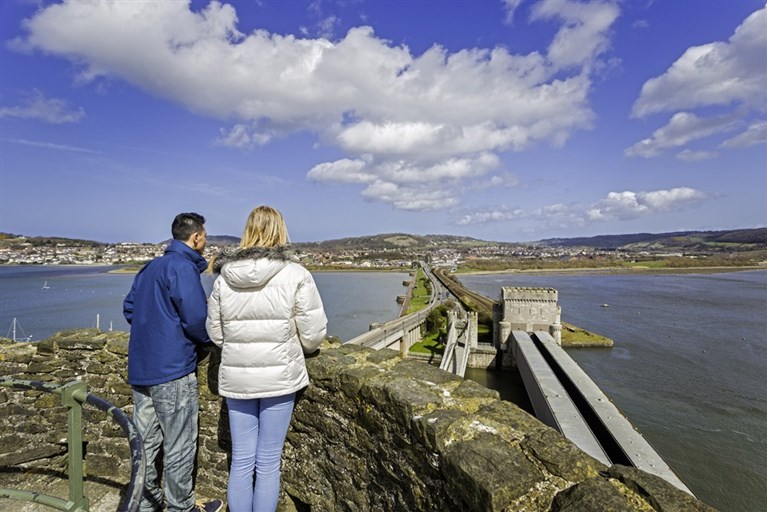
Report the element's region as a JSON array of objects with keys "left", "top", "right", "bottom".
[
  {"left": 42, "top": 280, "right": 50, "bottom": 290},
  {"left": 6, "top": 318, "right": 33, "bottom": 342}
]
